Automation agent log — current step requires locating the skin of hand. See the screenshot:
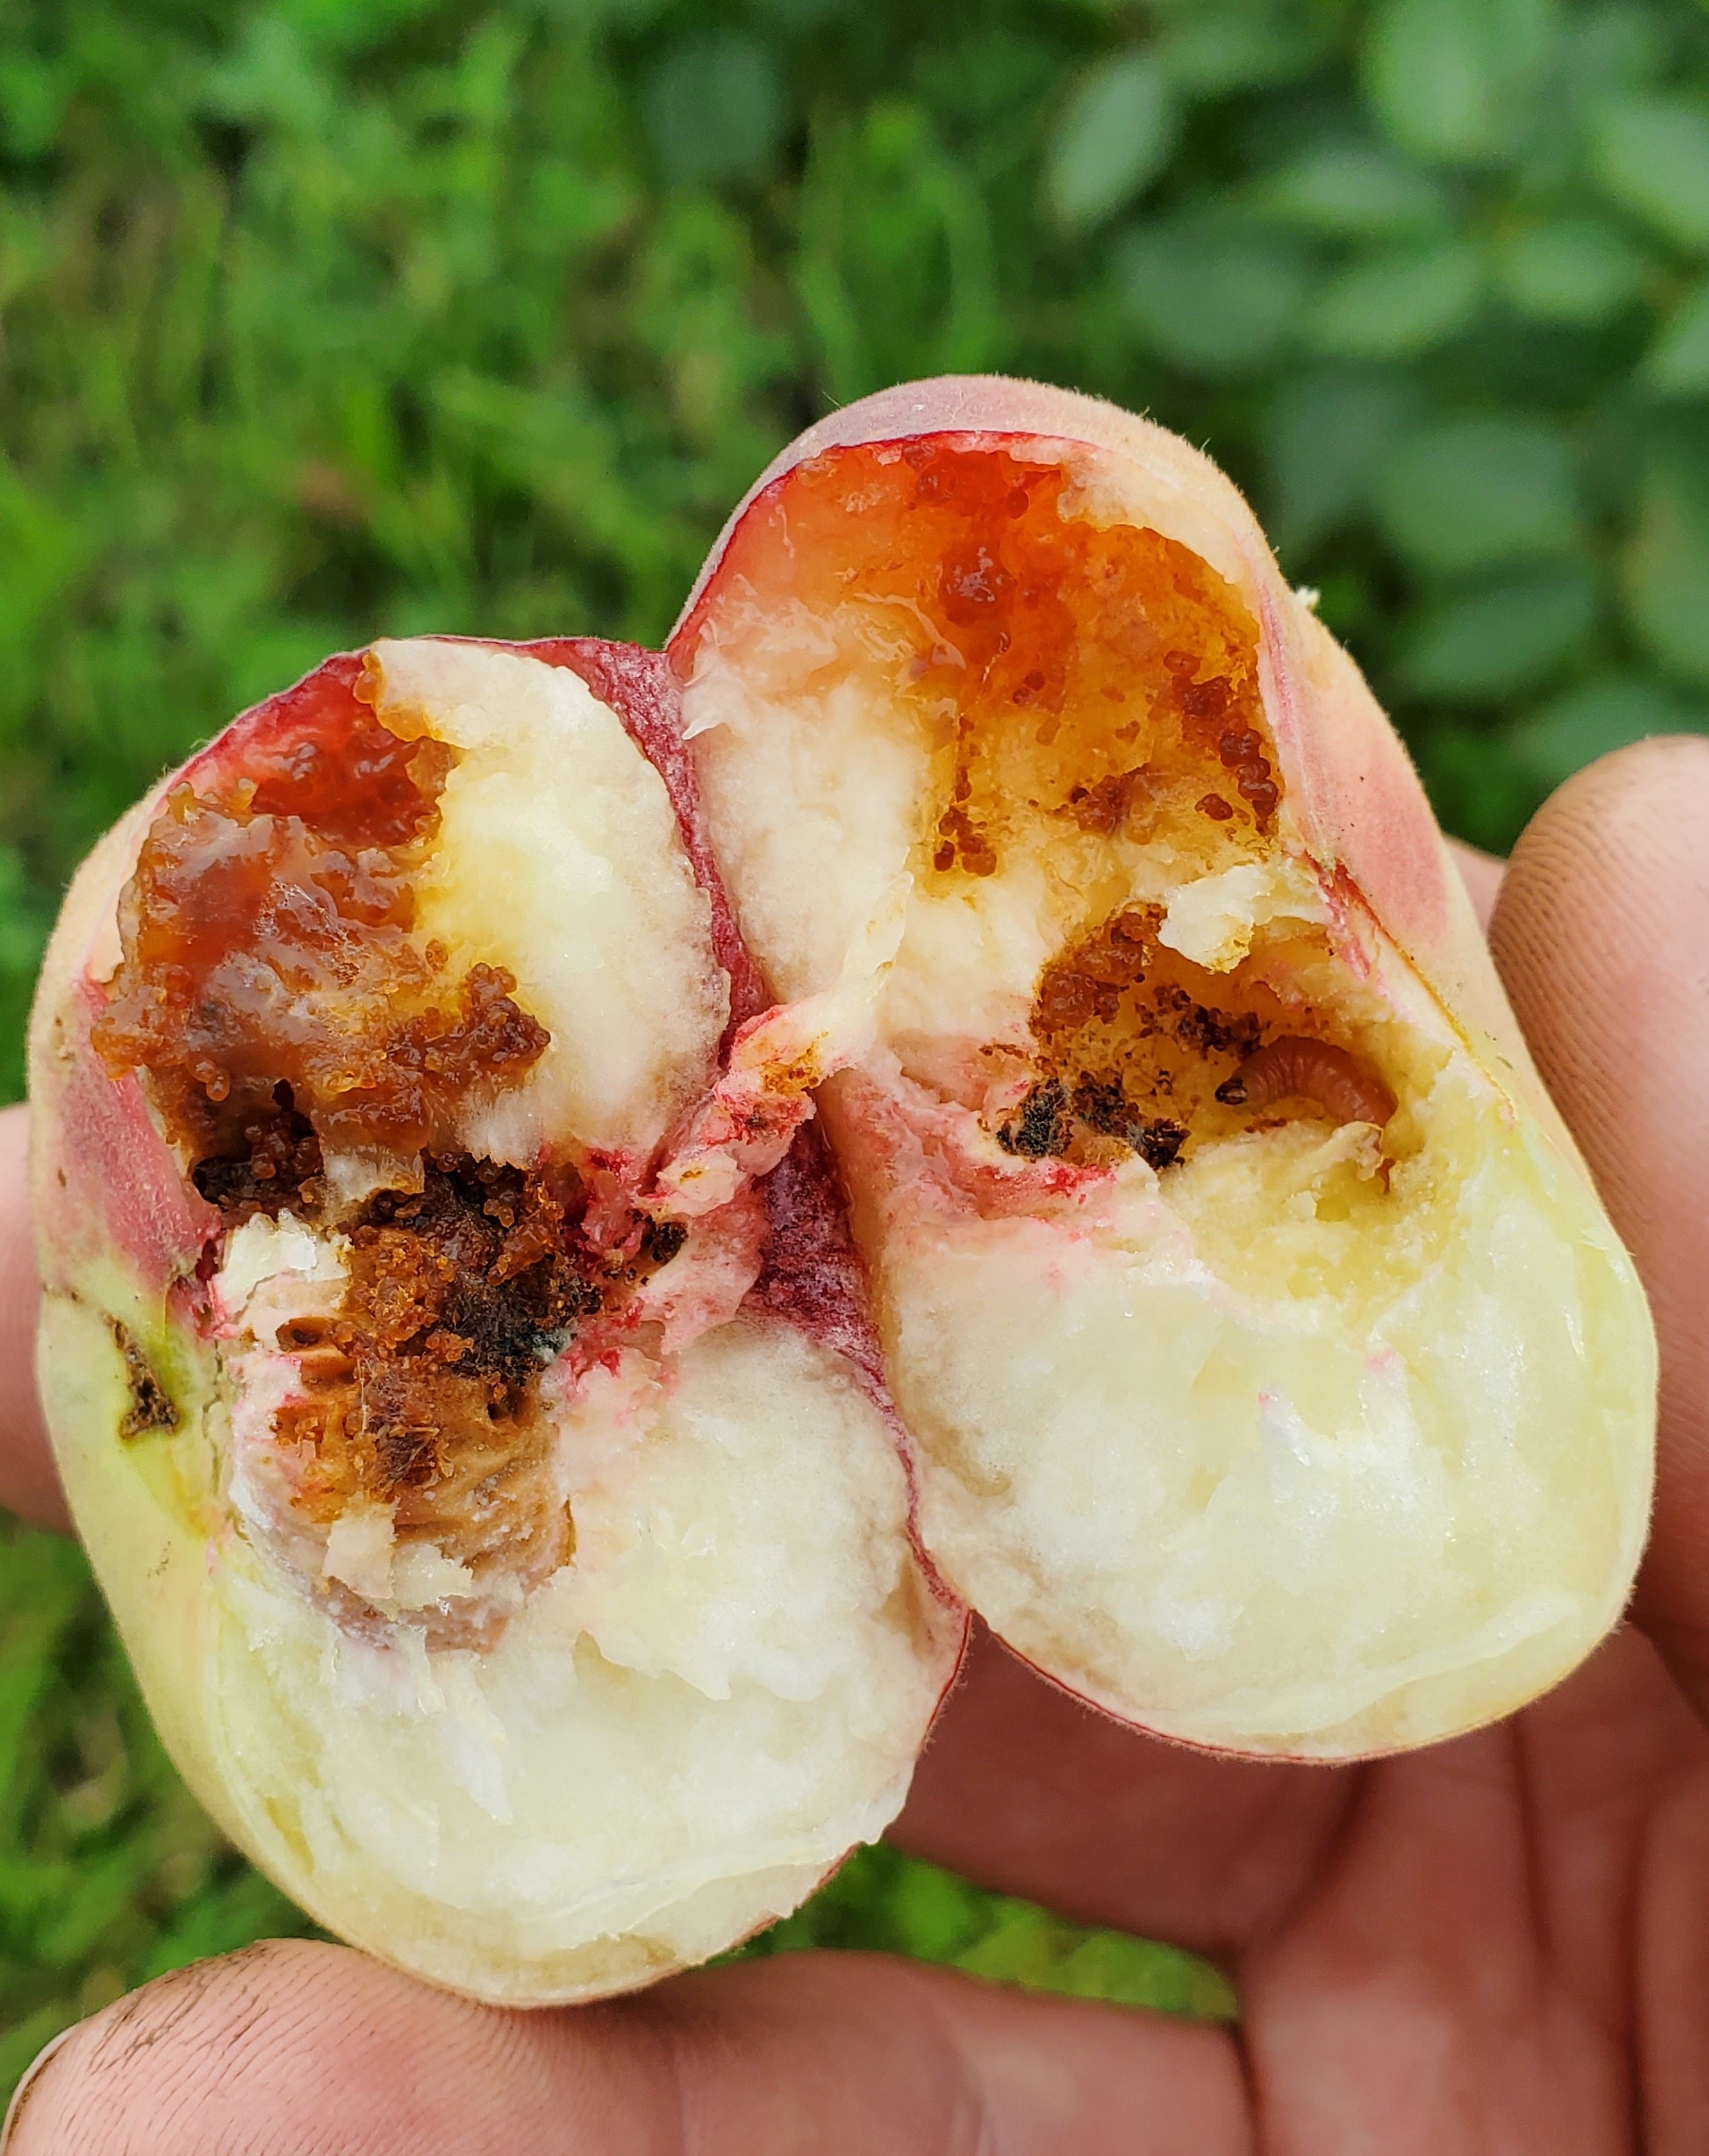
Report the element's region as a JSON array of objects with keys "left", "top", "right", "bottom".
[{"left": 4, "top": 739, "right": 1706, "bottom": 2156}]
